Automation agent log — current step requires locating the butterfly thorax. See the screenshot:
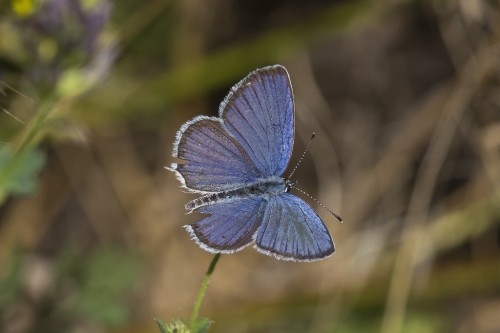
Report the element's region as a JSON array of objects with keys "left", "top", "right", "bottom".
[{"left": 186, "top": 176, "right": 287, "bottom": 212}]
